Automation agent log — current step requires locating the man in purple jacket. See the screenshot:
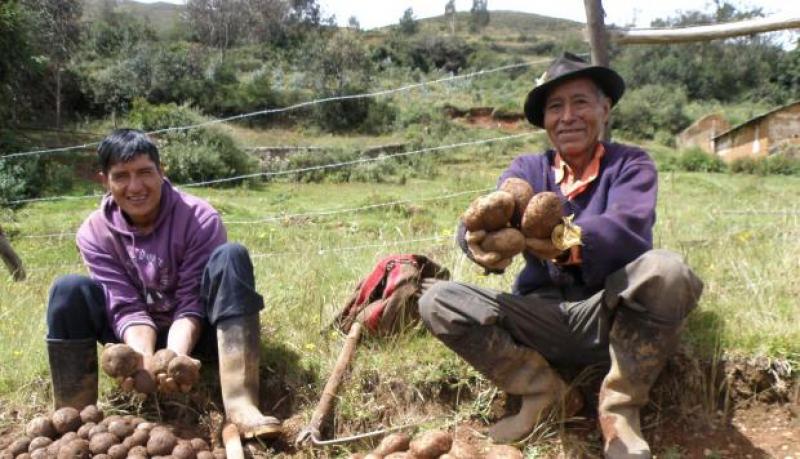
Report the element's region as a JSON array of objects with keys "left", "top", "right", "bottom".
[
  {"left": 419, "top": 53, "right": 703, "bottom": 457},
  {"left": 45, "top": 129, "right": 281, "bottom": 439}
]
